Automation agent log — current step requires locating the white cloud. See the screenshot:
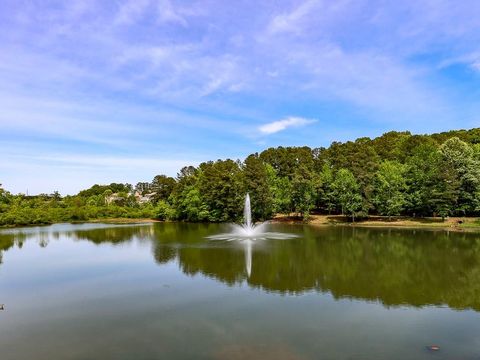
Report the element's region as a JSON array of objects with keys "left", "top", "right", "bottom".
[
  {"left": 157, "top": 0, "right": 188, "bottom": 26},
  {"left": 114, "top": 0, "right": 188, "bottom": 27},
  {"left": 2, "top": 0, "right": 480, "bottom": 195},
  {"left": 259, "top": 116, "right": 316, "bottom": 135},
  {"left": 267, "top": 0, "right": 321, "bottom": 35},
  {"left": 114, "top": 0, "right": 150, "bottom": 25},
  {"left": 470, "top": 60, "right": 480, "bottom": 72}
]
